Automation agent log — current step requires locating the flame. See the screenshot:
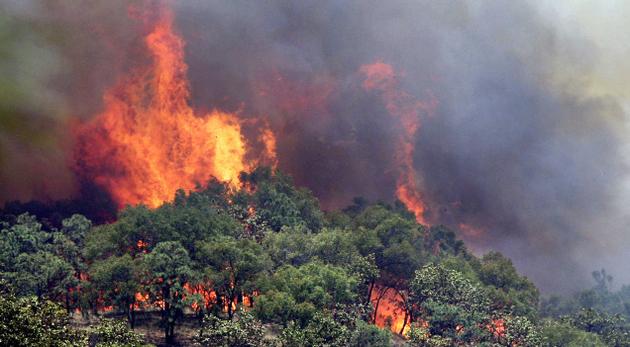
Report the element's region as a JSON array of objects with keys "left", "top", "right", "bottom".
[
  {"left": 74, "top": 7, "right": 272, "bottom": 208},
  {"left": 259, "top": 127, "right": 278, "bottom": 168},
  {"left": 371, "top": 285, "right": 410, "bottom": 335},
  {"left": 360, "top": 61, "right": 436, "bottom": 225},
  {"left": 487, "top": 318, "right": 506, "bottom": 338}
]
